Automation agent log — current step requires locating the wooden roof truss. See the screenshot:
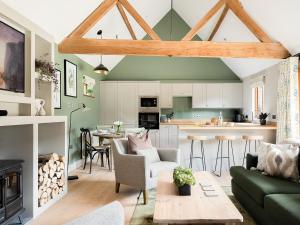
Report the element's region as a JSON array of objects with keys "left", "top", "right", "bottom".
[{"left": 58, "top": 0, "right": 290, "bottom": 59}]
